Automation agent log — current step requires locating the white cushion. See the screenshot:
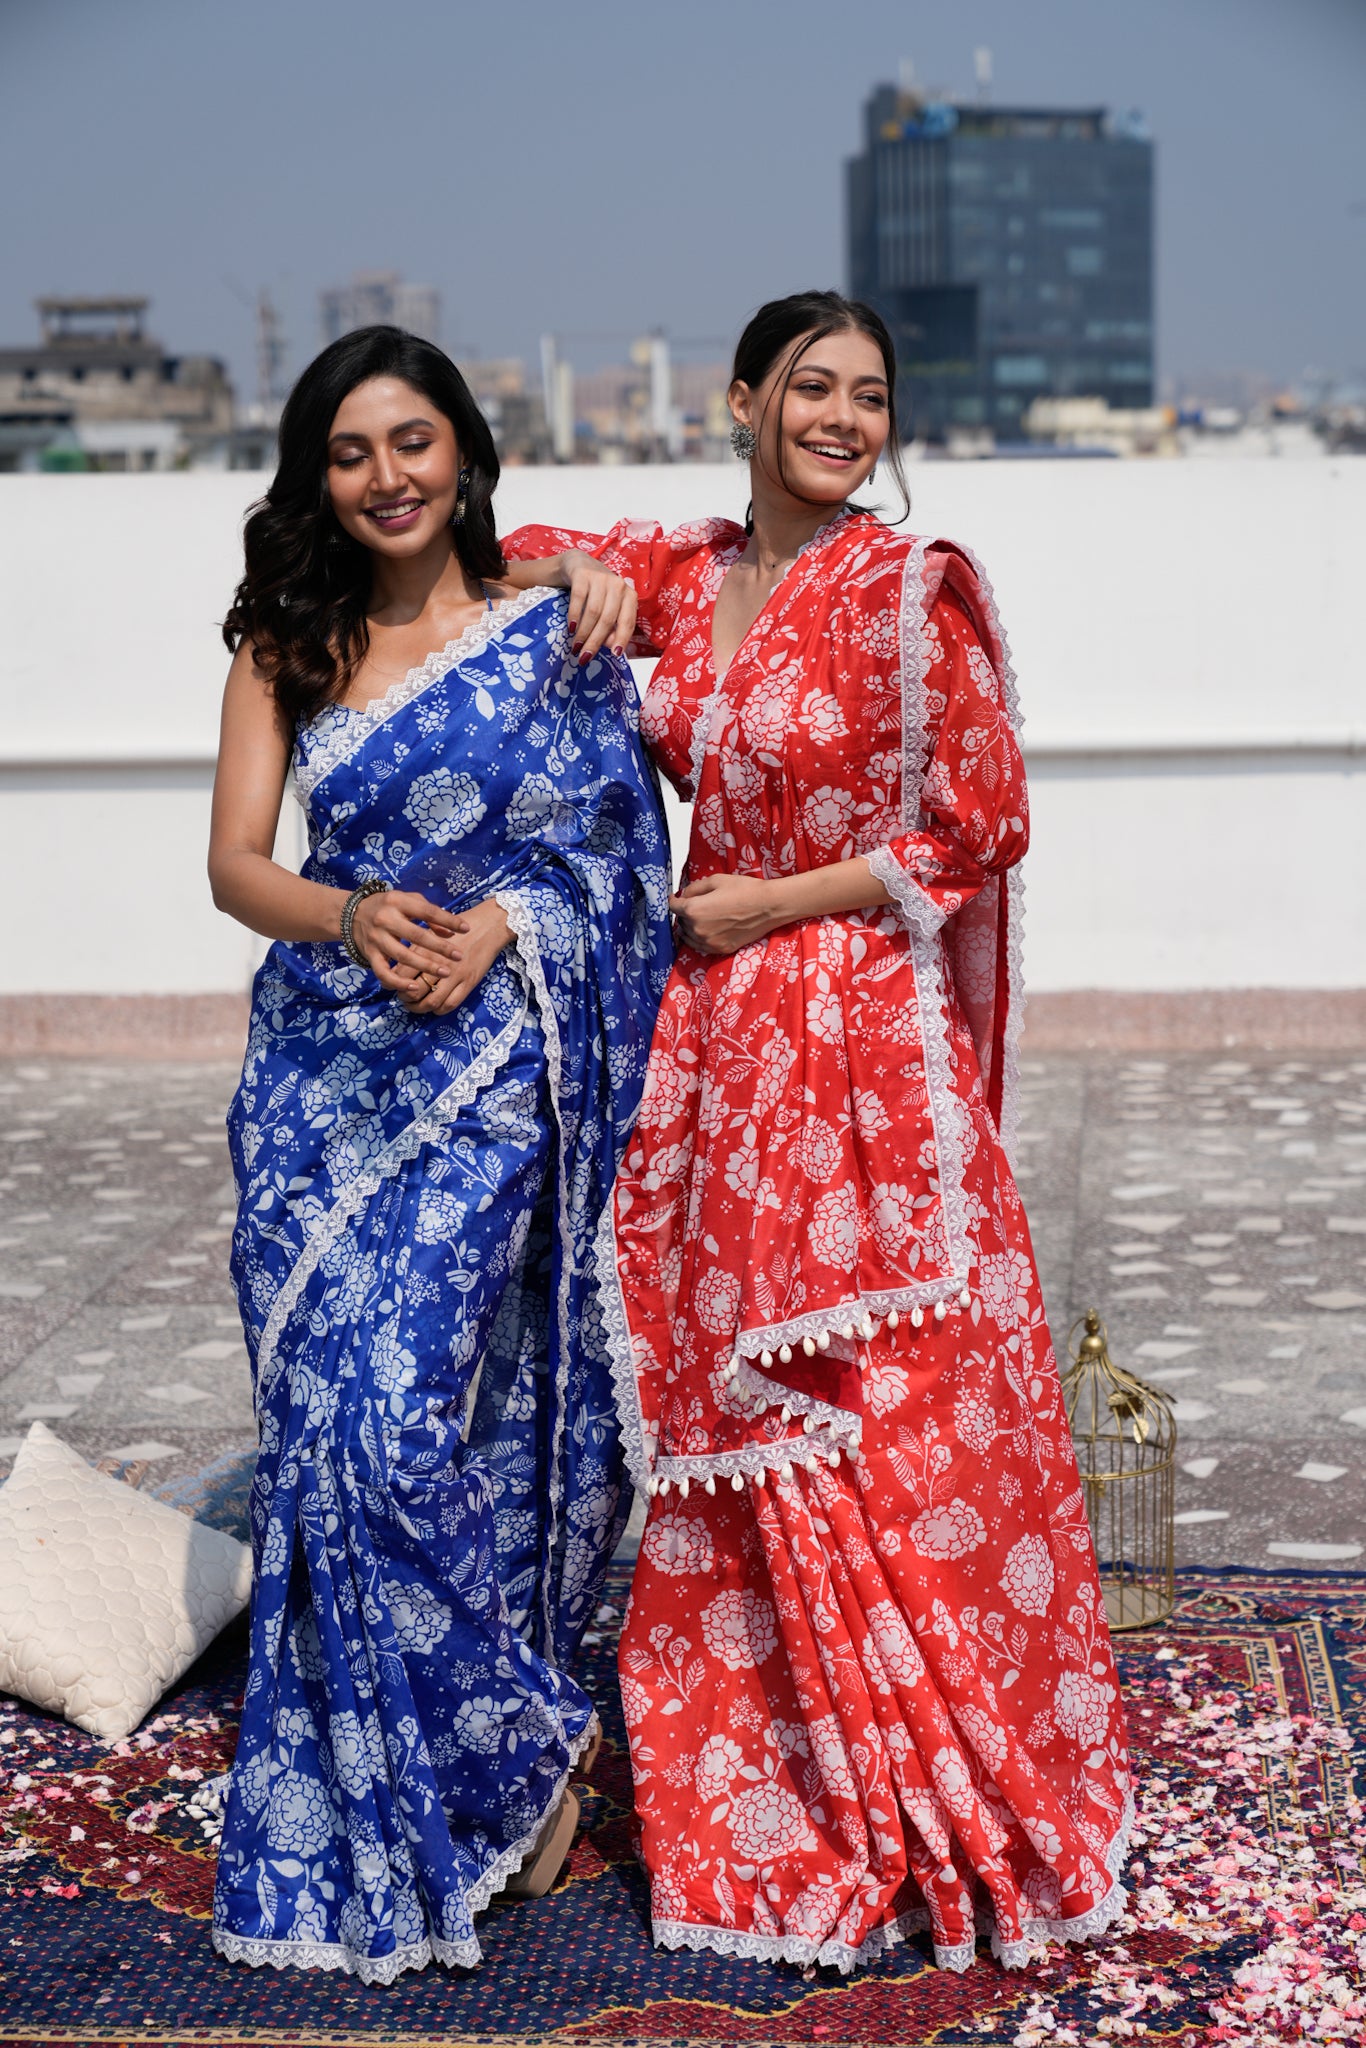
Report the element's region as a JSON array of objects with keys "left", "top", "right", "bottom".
[{"left": 0, "top": 1420, "right": 252, "bottom": 1742}]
